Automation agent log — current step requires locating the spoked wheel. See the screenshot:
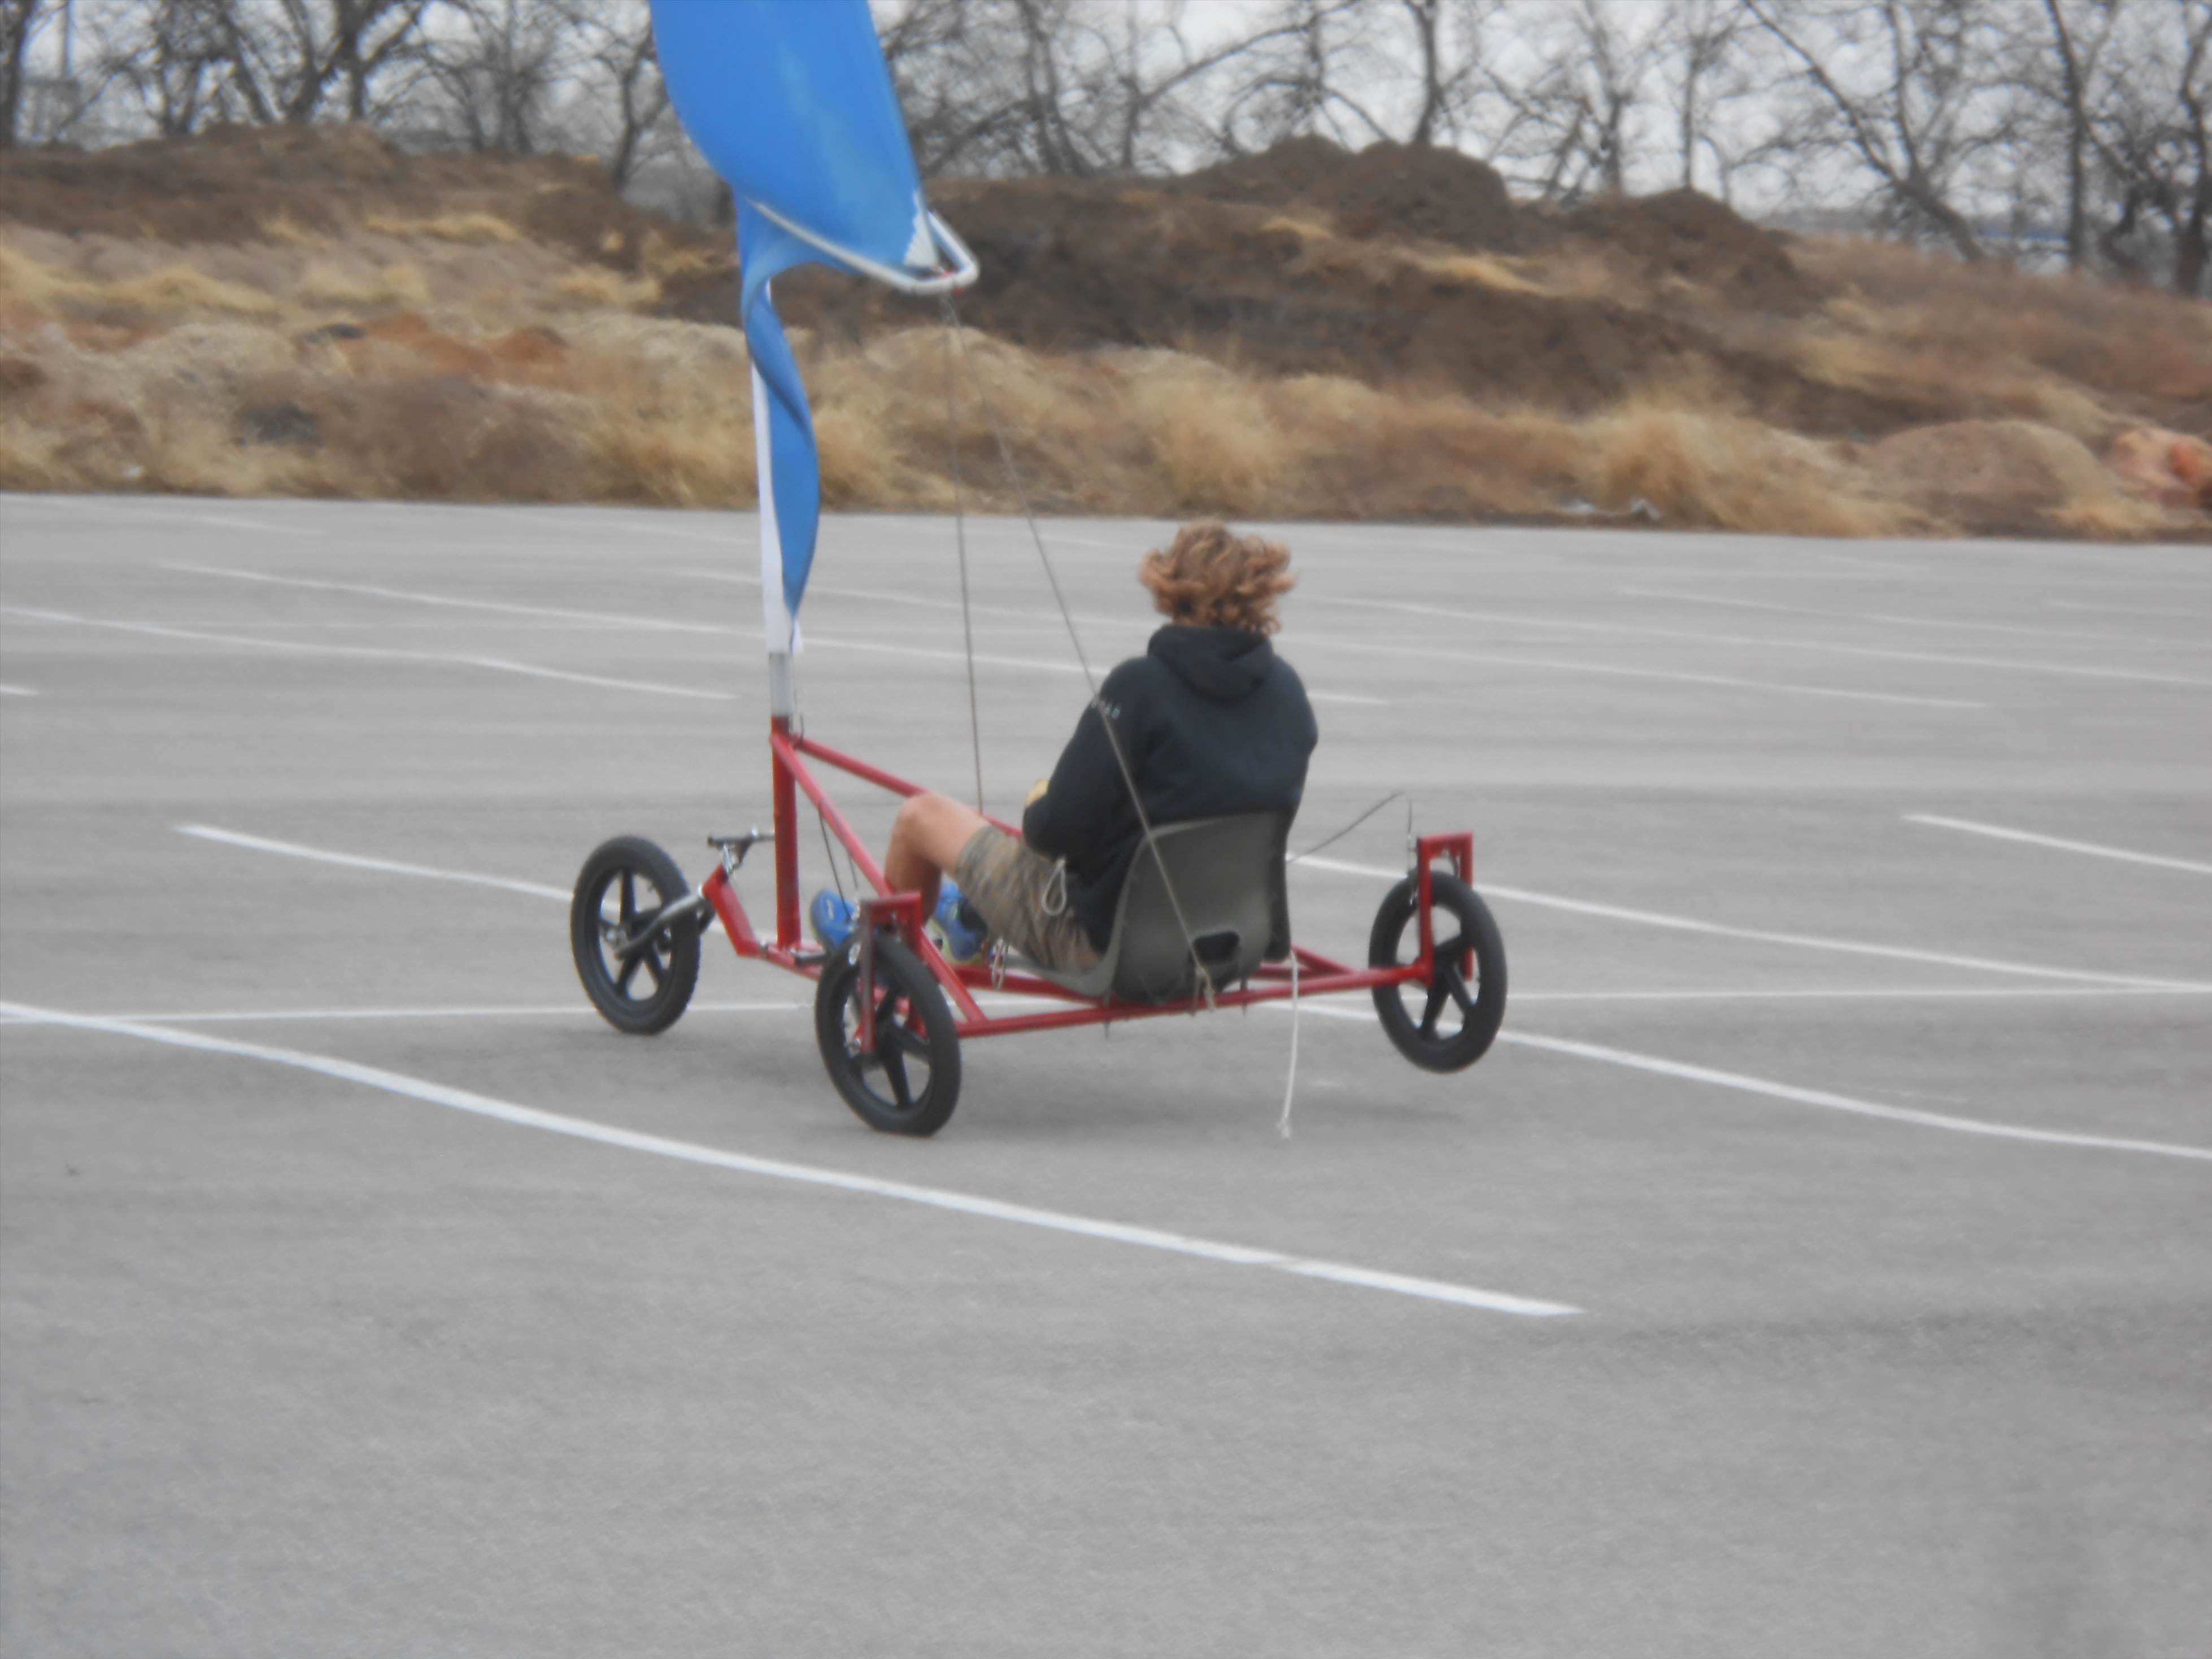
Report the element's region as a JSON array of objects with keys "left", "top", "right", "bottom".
[
  {"left": 1369, "top": 871, "right": 1507, "bottom": 1072},
  {"left": 814, "top": 933, "right": 963, "bottom": 1137},
  {"left": 571, "top": 835, "right": 701, "bottom": 1035}
]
